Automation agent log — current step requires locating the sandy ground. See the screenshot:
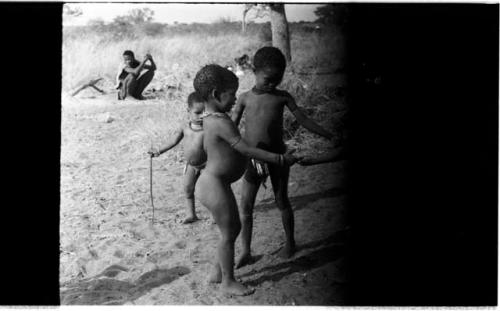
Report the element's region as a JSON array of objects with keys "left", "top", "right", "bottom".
[{"left": 60, "top": 88, "right": 349, "bottom": 305}]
